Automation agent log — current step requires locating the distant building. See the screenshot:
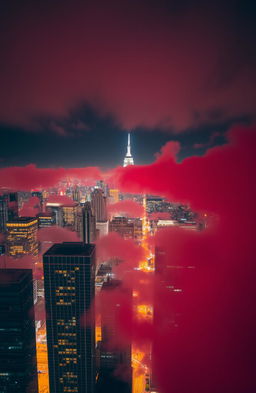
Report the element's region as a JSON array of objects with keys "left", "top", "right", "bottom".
[
  {"left": 72, "top": 186, "right": 81, "bottom": 202},
  {"left": 123, "top": 133, "right": 134, "bottom": 167},
  {"left": 109, "top": 217, "right": 134, "bottom": 239},
  {"left": 77, "top": 202, "right": 96, "bottom": 244},
  {"left": 62, "top": 204, "right": 79, "bottom": 229},
  {"left": 46, "top": 203, "right": 64, "bottom": 226},
  {"left": 5, "top": 217, "right": 39, "bottom": 257},
  {"left": 43, "top": 242, "right": 96, "bottom": 393},
  {"left": 0, "top": 269, "right": 38, "bottom": 393},
  {"left": 109, "top": 217, "right": 142, "bottom": 240},
  {"left": 37, "top": 212, "right": 55, "bottom": 228},
  {"left": 91, "top": 189, "right": 107, "bottom": 222}
]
